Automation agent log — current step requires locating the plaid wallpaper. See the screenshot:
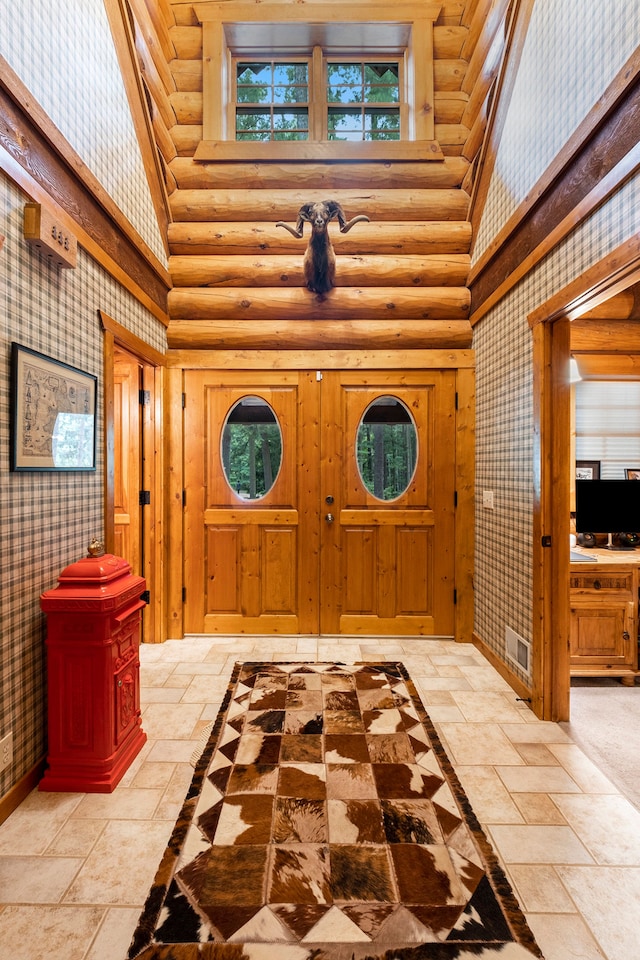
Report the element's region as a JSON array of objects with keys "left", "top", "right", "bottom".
[
  {"left": 474, "top": 0, "right": 640, "bottom": 261},
  {"left": 0, "top": 0, "right": 167, "bottom": 267},
  {"left": 0, "top": 171, "right": 166, "bottom": 799},
  {"left": 473, "top": 1, "right": 640, "bottom": 679},
  {"left": 474, "top": 163, "right": 640, "bottom": 680},
  {"left": 0, "top": 0, "right": 168, "bottom": 799}
]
